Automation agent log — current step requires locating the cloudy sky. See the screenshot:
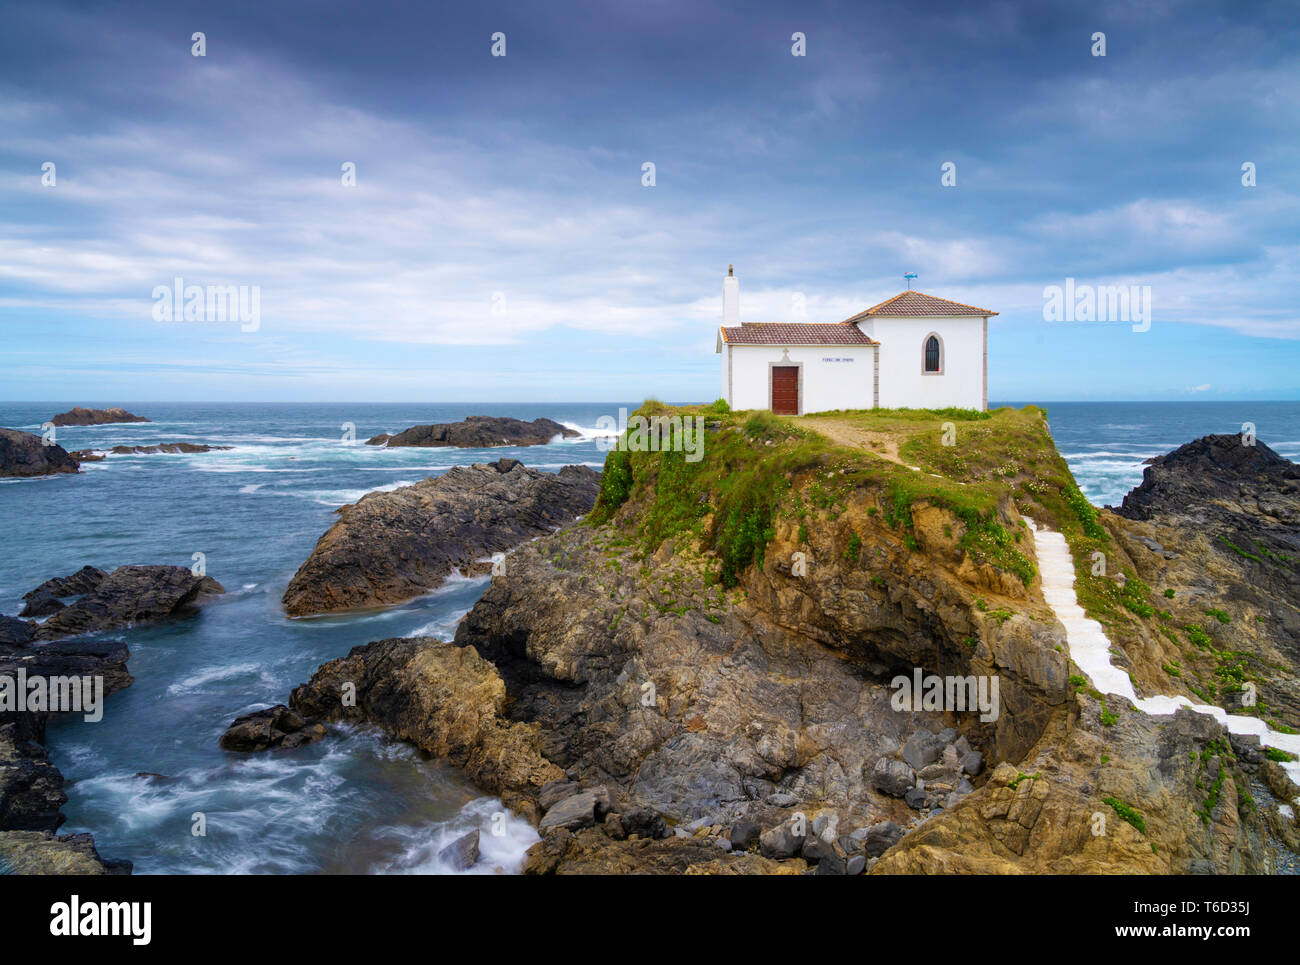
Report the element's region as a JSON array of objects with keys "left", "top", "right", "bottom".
[{"left": 2, "top": 0, "right": 1298, "bottom": 402}]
